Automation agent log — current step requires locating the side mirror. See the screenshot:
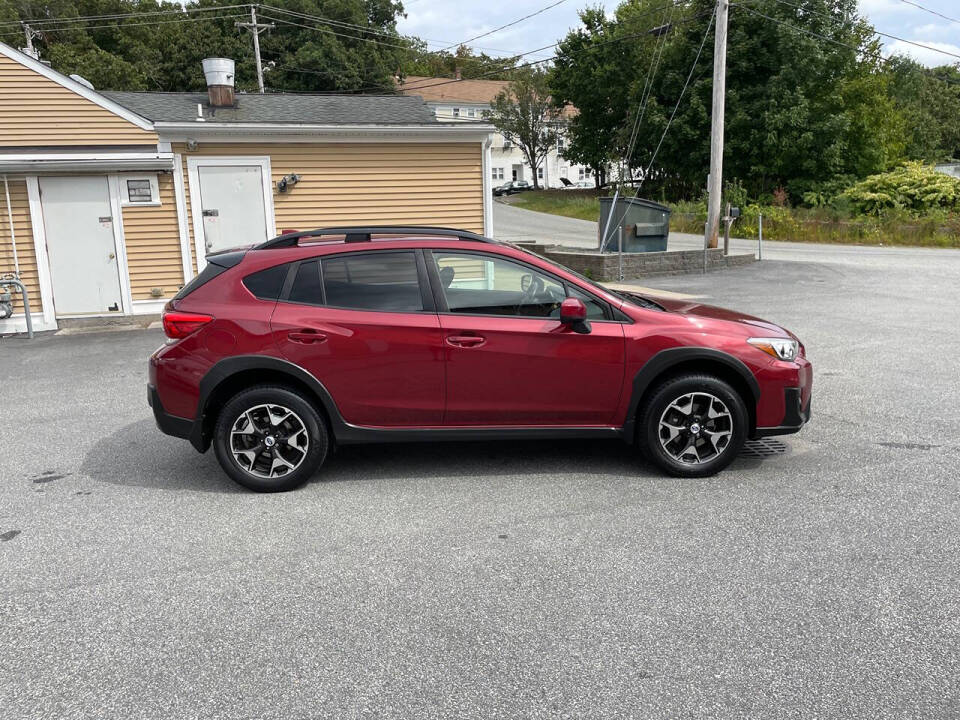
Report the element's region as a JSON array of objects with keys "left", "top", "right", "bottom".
[{"left": 559, "top": 297, "right": 591, "bottom": 334}]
